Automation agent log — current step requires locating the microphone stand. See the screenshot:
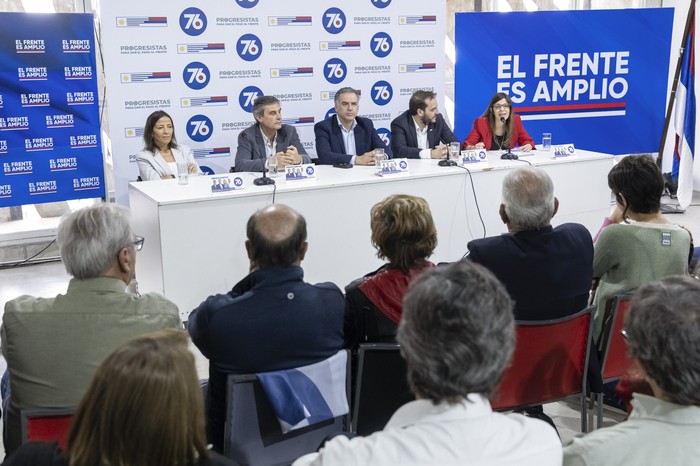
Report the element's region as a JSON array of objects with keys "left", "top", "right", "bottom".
[
  {"left": 254, "top": 157, "right": 276, "bottom": 186},
  {"left": 500, "top": 144, "right": 518, "bottom": 160},
  {"left": 438, "top": 146, "right": 457, "bottom": 167}
]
